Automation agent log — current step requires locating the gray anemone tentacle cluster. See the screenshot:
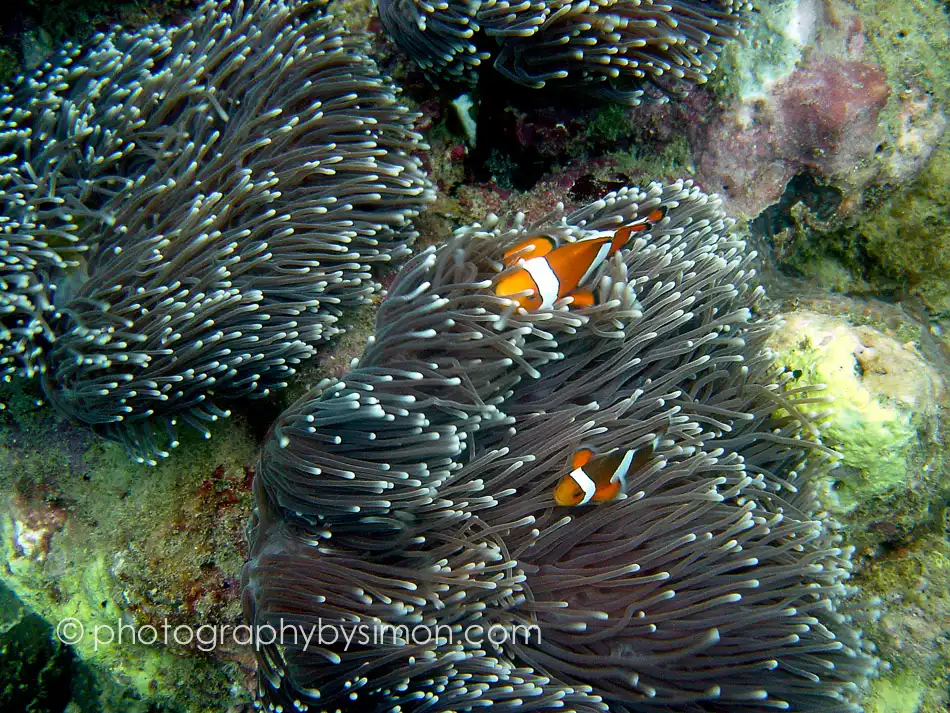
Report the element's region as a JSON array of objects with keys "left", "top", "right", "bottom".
[
  {"left": 378, "top": 0, "right": 751, "bottom": 102},
  {"left": 0, "top": 0, "right": 433, "bottom": 463},
  {"left": 241, "top": 180, "right": 874, "bottom": 713}
]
